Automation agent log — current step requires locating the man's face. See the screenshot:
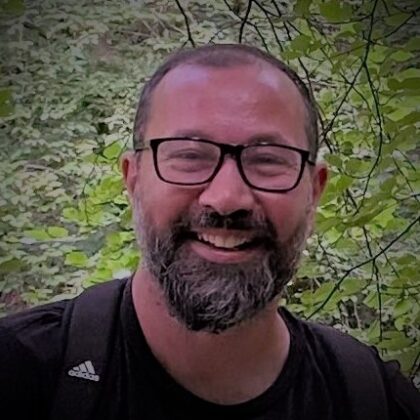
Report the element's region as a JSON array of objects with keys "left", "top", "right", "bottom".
[{"left": 123, "top": 63, "right": 327, "bottom": 332}]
